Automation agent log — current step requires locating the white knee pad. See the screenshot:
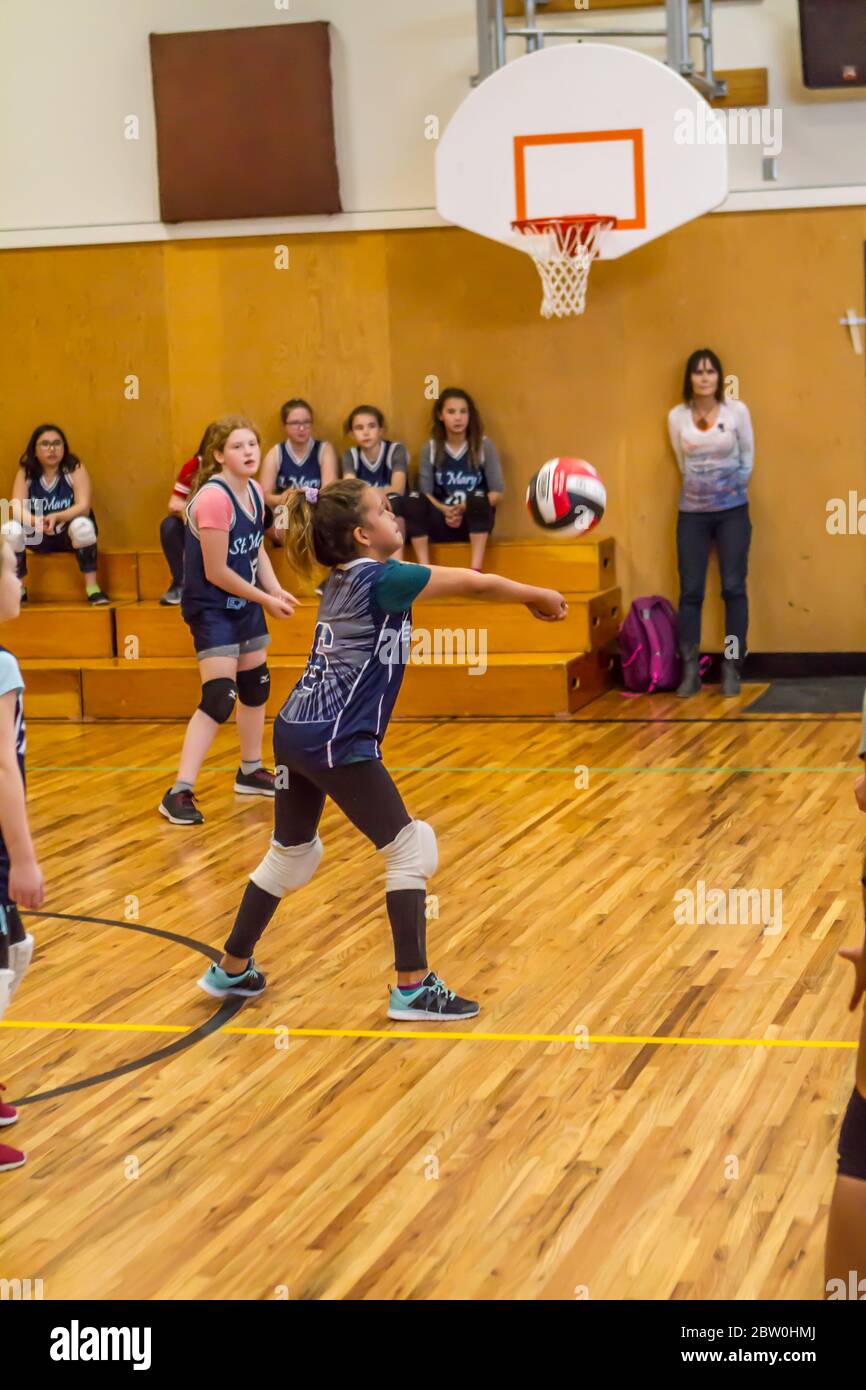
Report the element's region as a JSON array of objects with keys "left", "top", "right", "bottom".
[
  {"left": 0, "top": 519, "right": 25, "bottom": 552},
  {"left": 0, "top": 968, "right": 13, "bottom": 1022},
  {"left": 68, "top": 515, "right": 97, "bottom": 548},
  {"left": 9, "top": 934, "right": 35, "bottom": 997},
  {"left": 380, "top": 819, "right": 438, "bottom": 893},
  {"left": 250, "top": 834, "right": 323, "bottom": 897}
]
